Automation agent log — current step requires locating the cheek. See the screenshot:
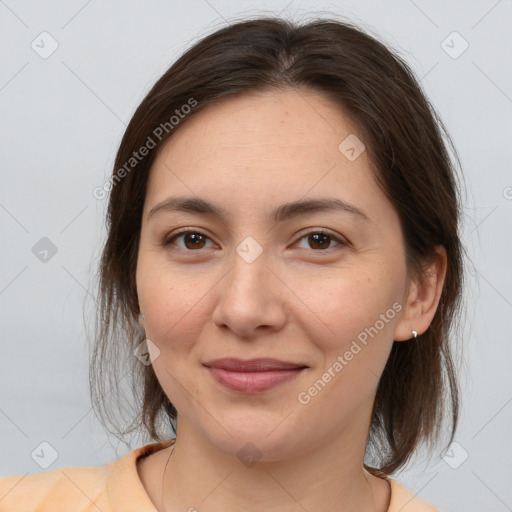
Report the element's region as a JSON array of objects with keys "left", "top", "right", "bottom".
[
  {"left": 136, "top": 255, "right": 208, "bottom": 352},
  {"left": 297, "top": 269, "right": 404, "bottom": 409},
  {"left": 295, "top": 276, "right": 401, "bottom": 423},
  {"left": 137, "top": 263, "right": 212, "bottom": 407},
  {"left": 302, "top": 270, "right": 400, "bottom": 348}
]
